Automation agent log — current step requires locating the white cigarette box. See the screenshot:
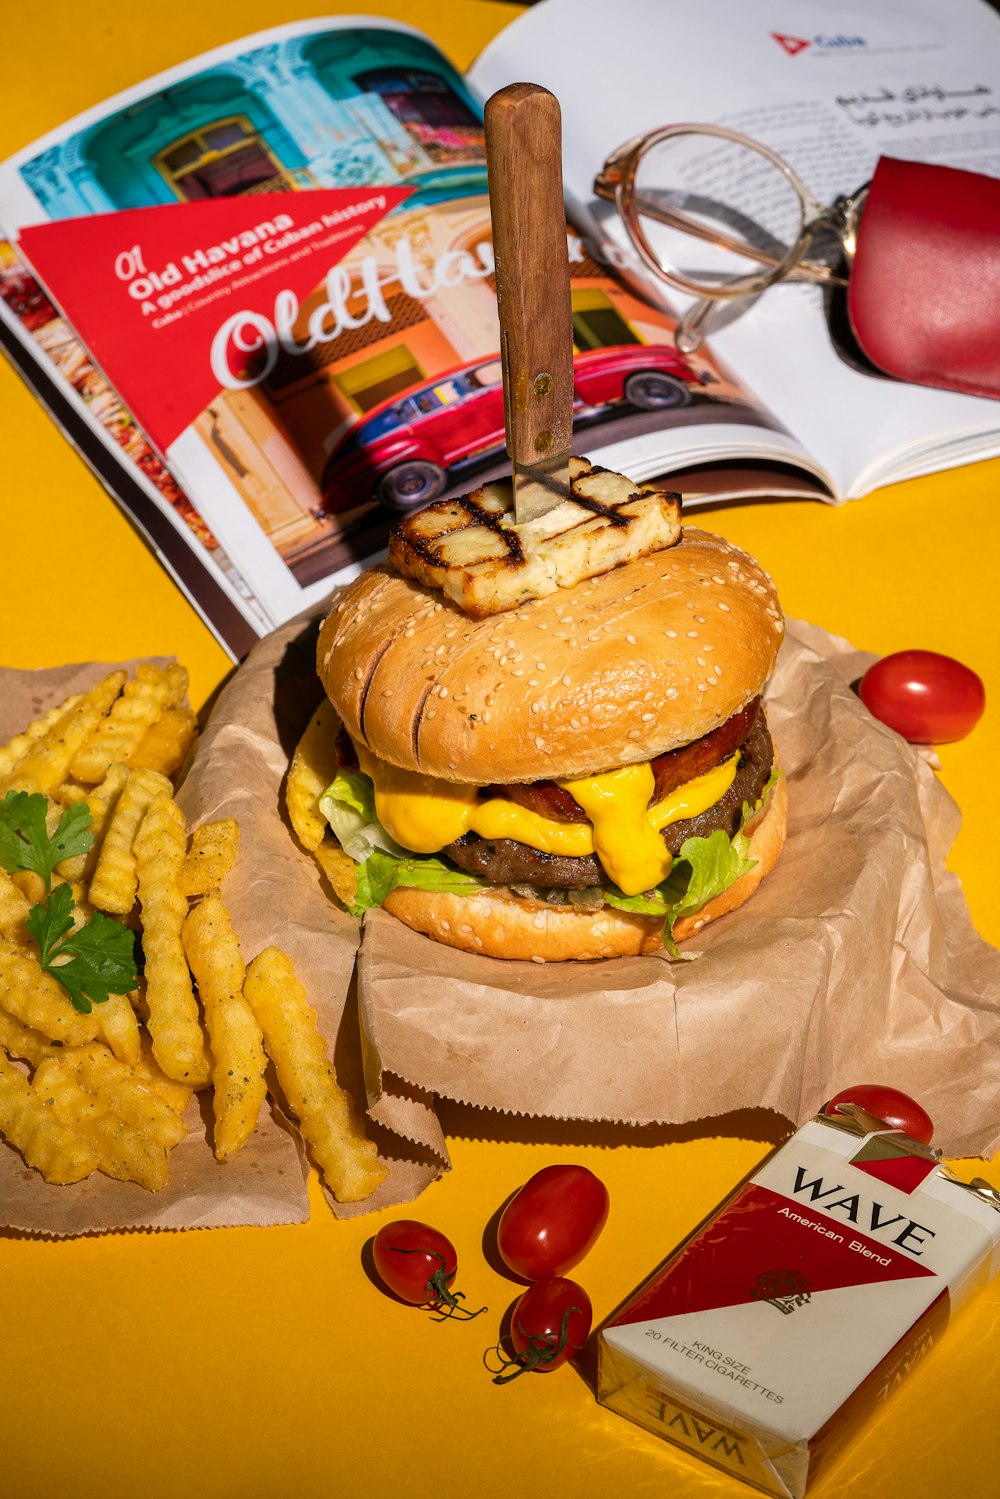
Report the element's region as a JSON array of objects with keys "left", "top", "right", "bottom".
[{"left": 598, "top": 1108, "right": 1000, "bottom": 1498}]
